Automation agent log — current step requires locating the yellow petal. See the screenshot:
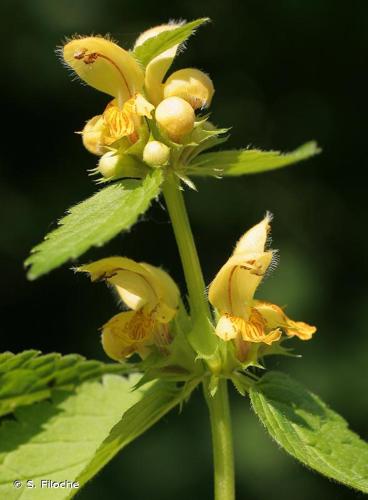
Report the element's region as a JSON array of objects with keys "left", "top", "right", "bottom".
[
  {"left": 134, "top": 93, "right": 155, "bottom": 118},
  {"left": 285, "top": 320, "right": 317, "bottom": 340},
  {"left": 103, "top": 101, "right": 135, "bottom": 143},
  {"left": 63, "top": 36, "right": 144, "bottom": 101},
  {"left": 79, "top": 256, "right": 142, "bottom": 281},
  {"left": 215, "top": 314, "right": 239, "bottom": 341},
  {"left": 209, "top": 215, "right": 275, "bottom": 317},
  {"left": 254, "top": 300, "right": 317, "bottom": 341},
  {"left": 79, "top": 257, "right": 179, "bottom": 320},
  {"left": 102, "top": 94, "right": 154, "bottom": 144},
  {"left": 102, "top": 310, "right": 154, "bottom": 360},
  {"left": 259, "top": 328, "right": 282, "bottom": 345},
  {"left": 215, "top": 311, "right": 281, "bottom": 345},
  {"left": 234, "top": 213, "right": 272, "bottom": 257},
  {"left": 253, "top": 301, "right": 287, "bottom": 327},
  {"left": 134, "top": 23, "right": 182, "bottom": 105},
  {"left": 239, "top": 309, "right": 281, "bottom": 345},
  {"left": 79, "top": 257, "right": 156, "bottom": 309},
  {"left": 81, "top": 115, "right": 107, "bottom": 155},
  {"left": 140, "top": 263, "right": 179, "bottom": 322},
  {"left": 208, "top": 251, "right": 273, "bottom": 317}
]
